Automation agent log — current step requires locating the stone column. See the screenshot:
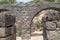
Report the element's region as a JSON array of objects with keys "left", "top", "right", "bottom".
[{"left": 0, "top": 11, "right": 16, "bottom": 40}]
